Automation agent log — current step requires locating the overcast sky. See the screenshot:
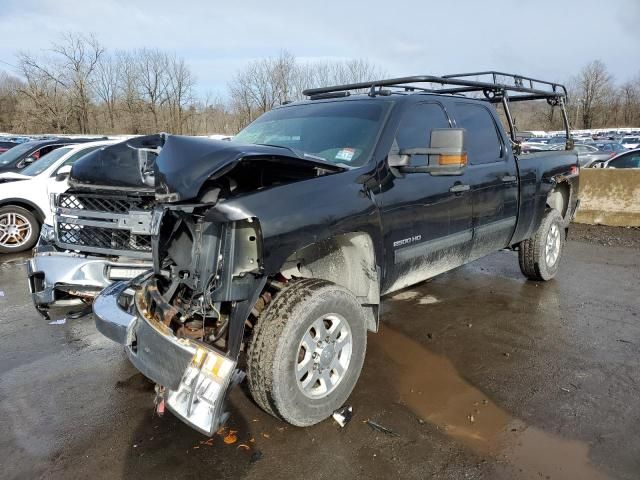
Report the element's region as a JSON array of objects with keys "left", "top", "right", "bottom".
[{"left": 0, "top": 0, "right": 638, "bottom": 96}]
